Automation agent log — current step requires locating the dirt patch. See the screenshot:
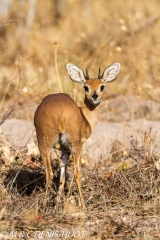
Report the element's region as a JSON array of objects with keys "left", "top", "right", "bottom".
[{"left": 1, "top": 118, "right": 160, "bottom": 163}]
